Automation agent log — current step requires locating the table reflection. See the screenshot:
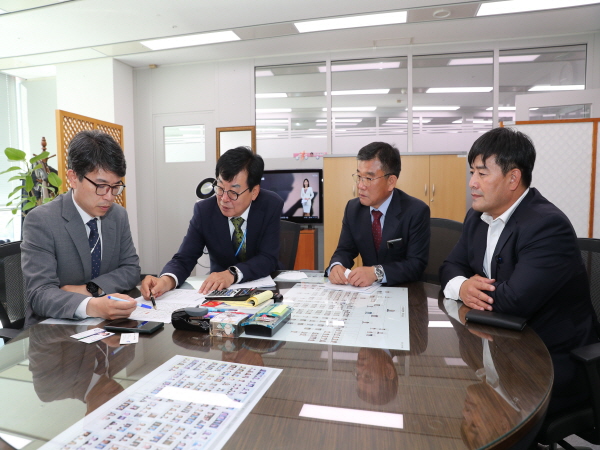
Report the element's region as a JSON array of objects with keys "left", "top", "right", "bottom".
[{"left": 28, "top": 324, "right": 135, "bottom": 415}]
